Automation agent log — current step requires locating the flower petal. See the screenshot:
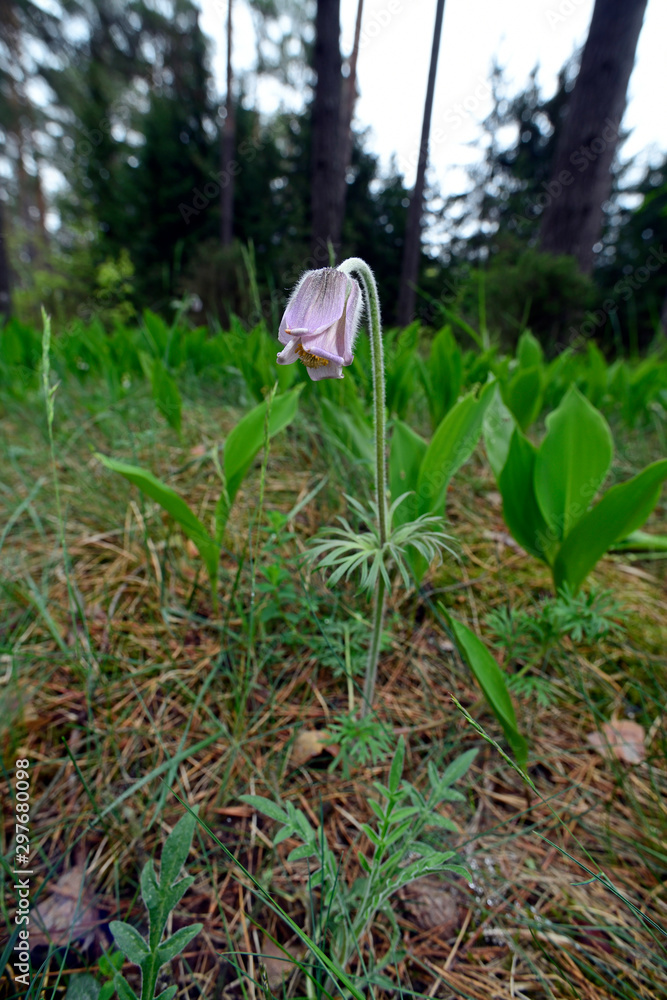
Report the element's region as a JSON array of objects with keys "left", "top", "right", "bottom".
[
  {"left": 279, "top": 269, "right": 348, "bottom": 345},
  {"left": 300, "top": 321, "right": 346, "bottom": 365},
  {"left": 276, "top": 339, "right": 300, "bottom": 365},
  {"left": 308, "top": 361, "right": 343, "bottom": 381},
  {"left": 342, "top": 279, "right": 363, "bottom": 361}
]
